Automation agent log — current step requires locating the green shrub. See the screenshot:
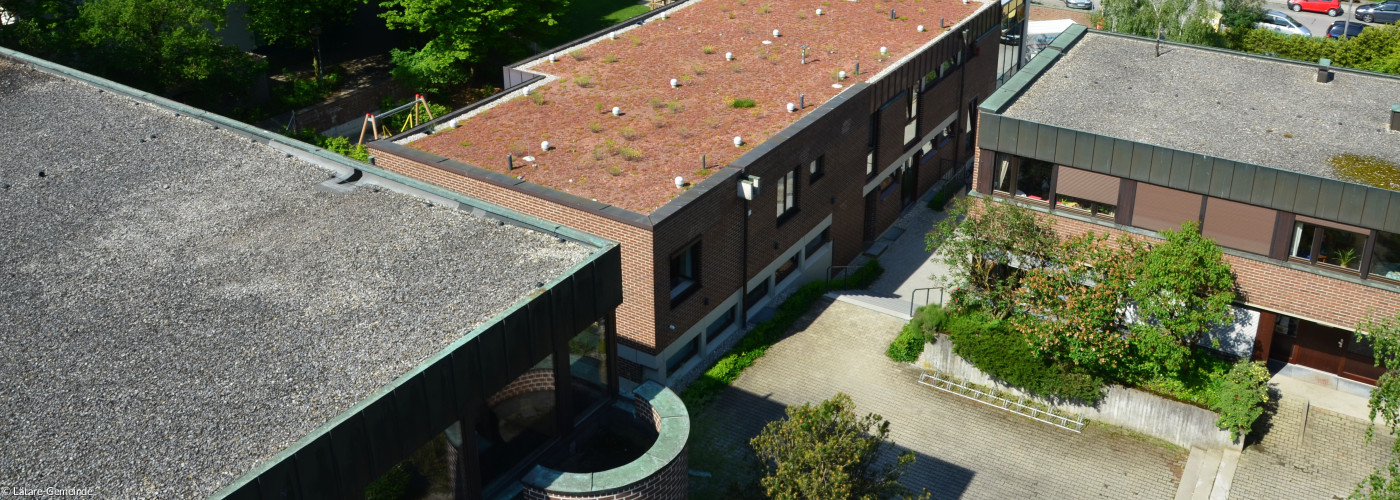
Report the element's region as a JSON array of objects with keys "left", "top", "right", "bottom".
[
  {"left": 364, "top": 464, "right": 410, "bottom": 500},
  {"left": 887, "top": 305, "right": 947, "bottom": 362},
  {"left": 926, "top": 180, "right": 961, "bottom": 211},
  {"left": 1210, "top": 360, "right": 1271, "bottom": 442},
  {"left": 729, "top": 98, "right": 757, "bottom": 108},
  {"left": 946, "top": 309, "right": 1104, "bottom": 403},
  {"left": 279, "top": 127, "right": 370, "bottom": 163},
  {"left": 682, "top": 260, "right": 884, "bottom": 411}
]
